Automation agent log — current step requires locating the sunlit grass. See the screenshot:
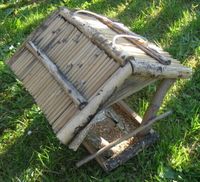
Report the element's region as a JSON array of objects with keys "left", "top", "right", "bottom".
[{"left": 0, "top": 0, "right": 199, "bottom": 181}]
